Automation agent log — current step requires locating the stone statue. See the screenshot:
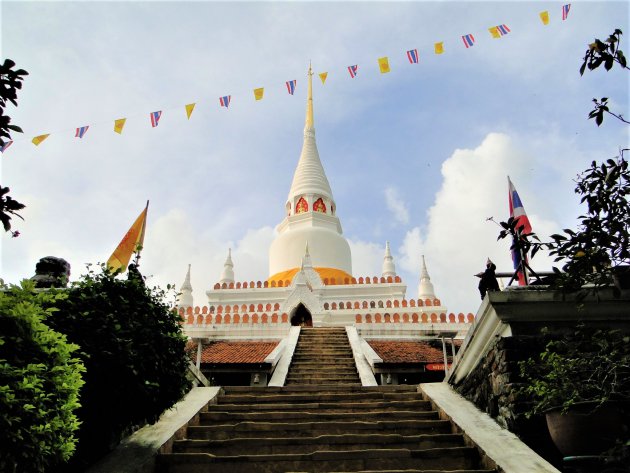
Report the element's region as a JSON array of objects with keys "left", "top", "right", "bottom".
[
  {"left": 475, "top": 258, "right": 500, "bottom": 300},
  {"left": 31, "top": 256, "right": 71, "bottom": 288},
  {"left": 127, "top": 262, "right": 145, "bottom": 285}
]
